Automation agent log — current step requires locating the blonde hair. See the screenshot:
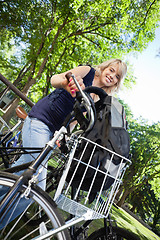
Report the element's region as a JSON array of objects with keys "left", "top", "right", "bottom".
[{"left": 94, "top": 59, "right": 127, "bottom": 91}]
